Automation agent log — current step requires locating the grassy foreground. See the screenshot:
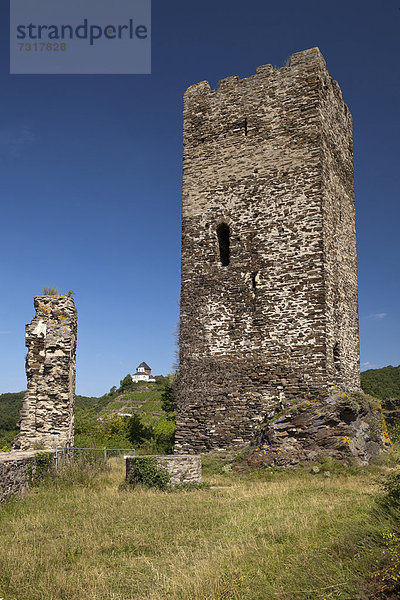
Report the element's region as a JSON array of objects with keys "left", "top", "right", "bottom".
[{"left": 0, "top": 456, "right": 399, "bottom": 600}]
